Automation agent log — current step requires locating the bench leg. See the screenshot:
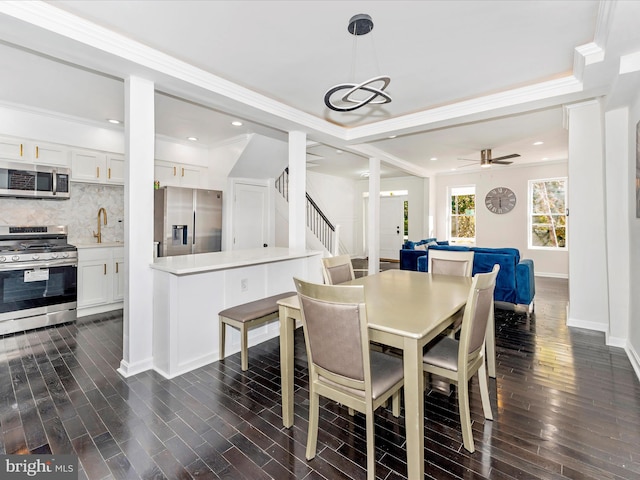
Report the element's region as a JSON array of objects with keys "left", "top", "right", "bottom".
[
  {"left": 240, "top": 324, "right": 249, "bottom": 371},
  {"left": 219, "top": 317, "right": 226, "bottom": 361}
]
